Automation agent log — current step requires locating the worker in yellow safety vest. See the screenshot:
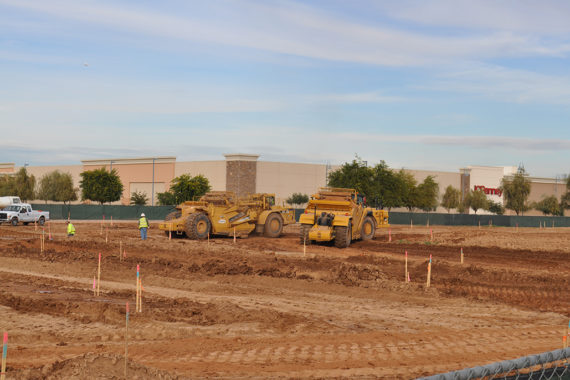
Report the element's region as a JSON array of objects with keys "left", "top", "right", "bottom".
[
  {"left": 138, "top": 213, "right": 149, "bottom": 240},
  {"left": 67, "top": 221, "right": 75, "bottom": 237}
]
